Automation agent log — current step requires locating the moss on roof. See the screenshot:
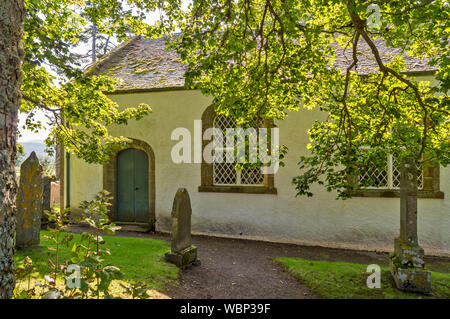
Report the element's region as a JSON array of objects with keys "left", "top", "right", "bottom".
[{"left": 89, "top": 35, "right": 436, "bottom": 92}]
